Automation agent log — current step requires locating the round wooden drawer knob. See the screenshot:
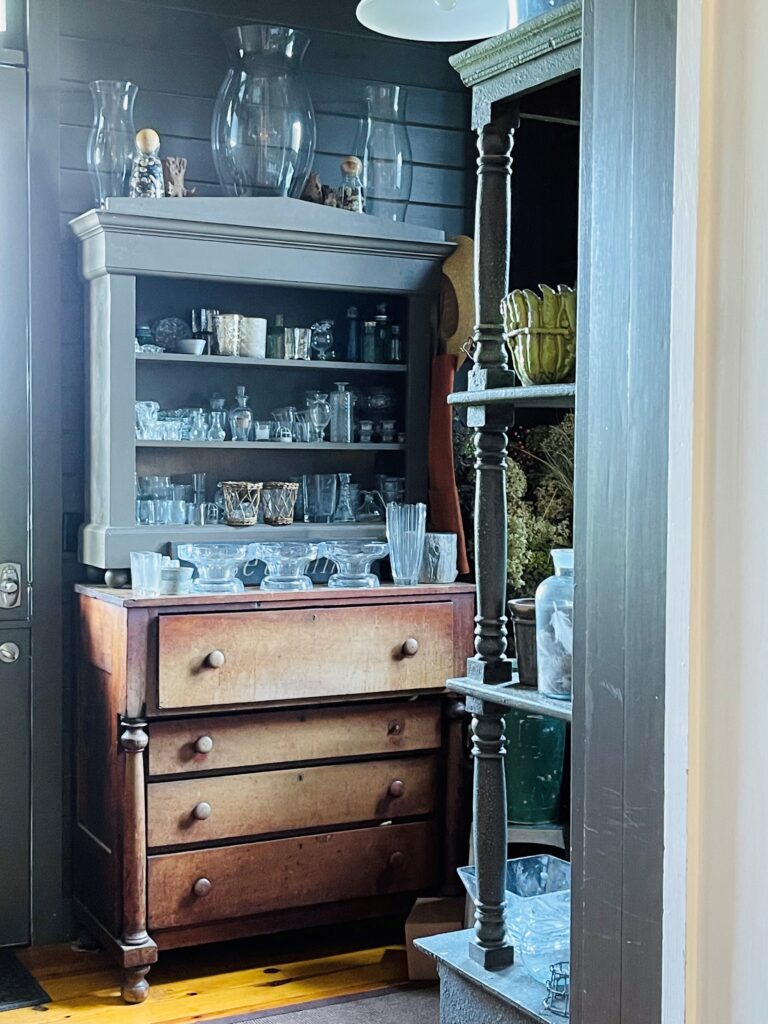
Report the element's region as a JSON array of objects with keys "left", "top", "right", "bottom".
[
  {"left": 194, "top": 735, "right": 214, "bottom": 755},
  {"left": 193, "top": 801, "right": 212, "bottom": 820},
  {"left": 401, "top": 638, "right": 419, "bottom": 658},
  {"left": 388, "top": 780, "right": 405, "bottom": 798},
  {"left": 205, "top": 649, "right": 226, "bottom": 669},
  {"left": 388, "top": 851, "right": 405, "bottom": 870},
  {"left": 192, "top": 877, "right": 212, "bottom": 898}
]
